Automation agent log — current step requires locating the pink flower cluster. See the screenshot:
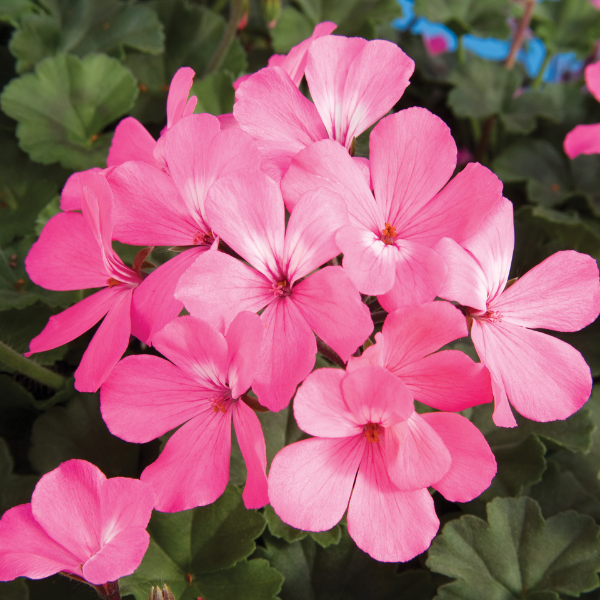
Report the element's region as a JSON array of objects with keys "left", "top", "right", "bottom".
[{"left": 2, "top": 23, "right": 599, "bottom": 584}]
